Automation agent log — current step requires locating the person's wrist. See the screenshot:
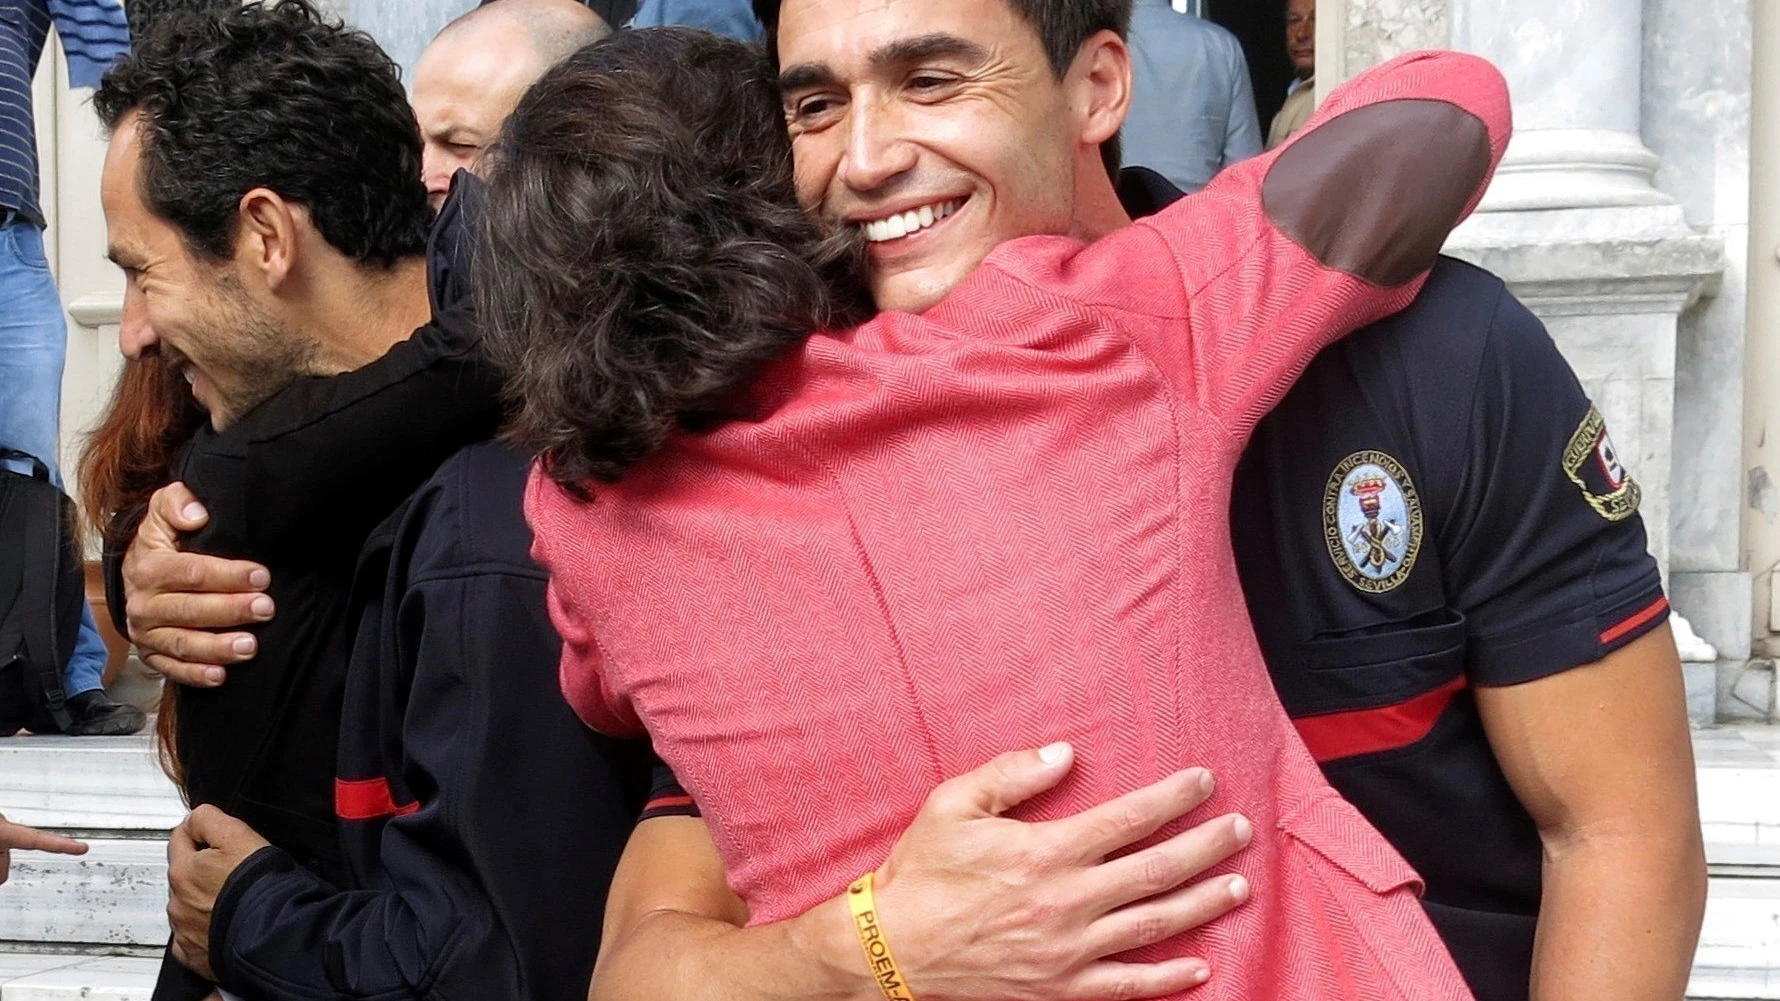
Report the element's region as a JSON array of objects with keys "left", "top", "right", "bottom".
[
  {"left": 789, "top": 880, "right": 890, "bottom": 1001},
  {"left": 847, "top": 872, "right": 919, "bottom": 1001}
]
